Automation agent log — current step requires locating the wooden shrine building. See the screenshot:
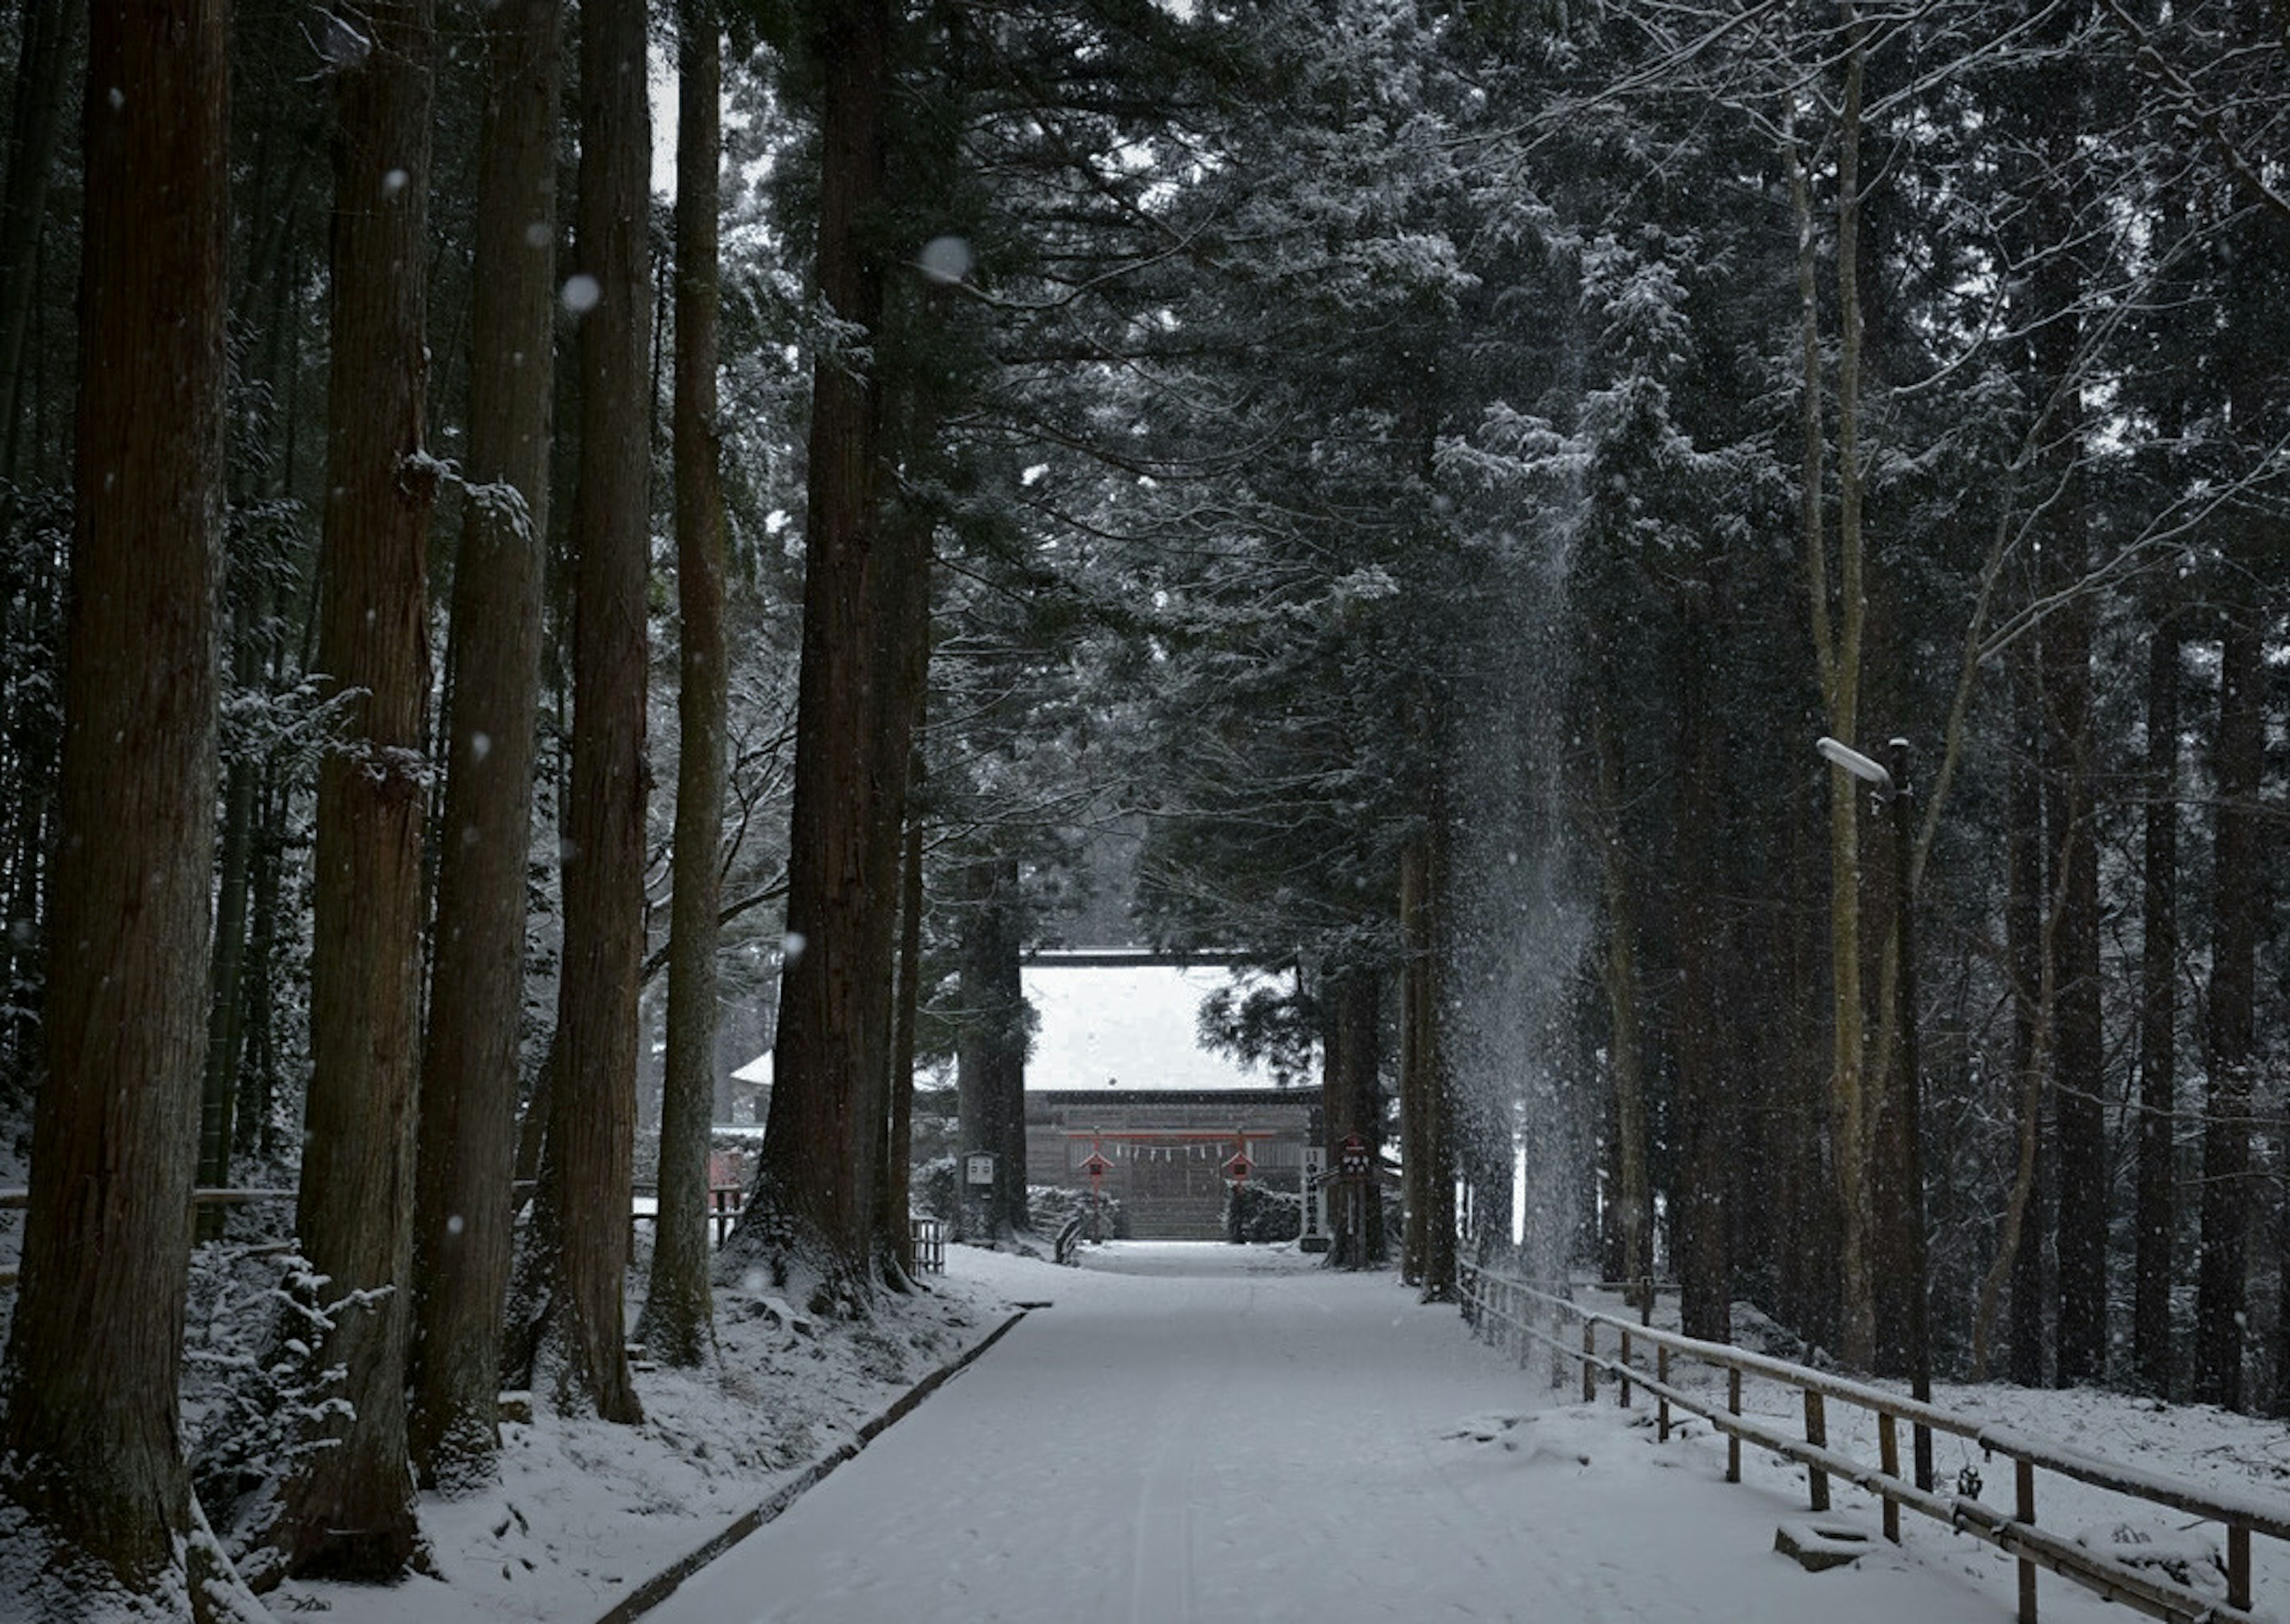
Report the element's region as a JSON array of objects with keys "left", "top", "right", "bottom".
[{"left": 1023, "top": 954, "right": 1317, "bottom": 1240}]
